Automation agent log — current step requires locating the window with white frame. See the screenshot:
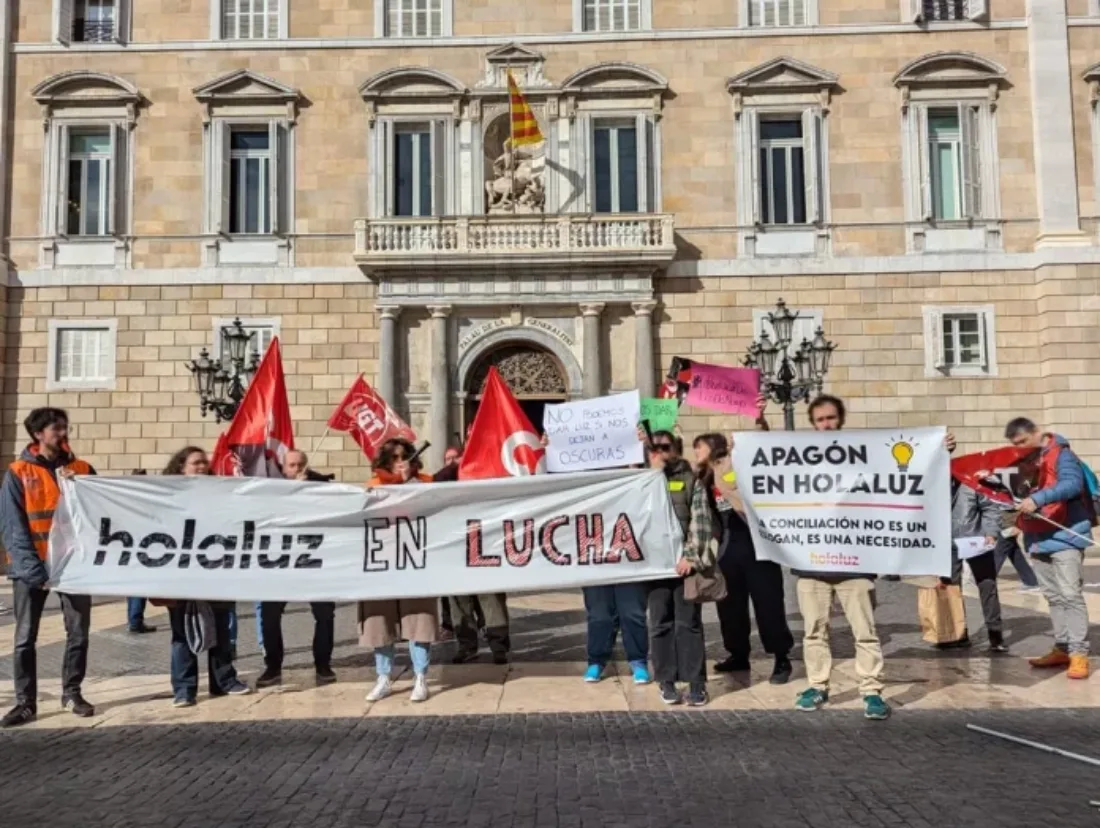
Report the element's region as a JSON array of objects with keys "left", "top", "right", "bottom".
[
  {"left": 46, "top": 320, "right": 118, "bottom": 390},
  {"left": 589, "top": 116, "right": 656, "bottom": 213},
  {"left": 212, "top": 318, "right": 280, "bottom": 368},
  {"left": 65, "top": 129, "right": 113, "bottom": 236},
  {"left": 583, "top": 0, "right": 643, "bottom": 31},
  {"left": 922, "top": 306, "right": 996, "bottom": 377},
  {"left": 747, "top": 0, "right": 806, "bottom": 27},
  {"left": 386, "top": 0, "right": 443, "bottom": 36},
  {"left": 748, "top": 110, "right": 825, "bottom": 227},
  {"left": 221, "top": 0, "right": 282, "bottom": 39},
  {"left": 55, "top": 0, "right": 130, "bottom": 44},
  {"left": 910, "top": 0, "right": 988, "bottom": 22},
  {"left": 207, "top": 120, "right": 288, "bottom": 236},
  {"left": 371, "top": 119, "right": 450, "bottom": 218}
]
